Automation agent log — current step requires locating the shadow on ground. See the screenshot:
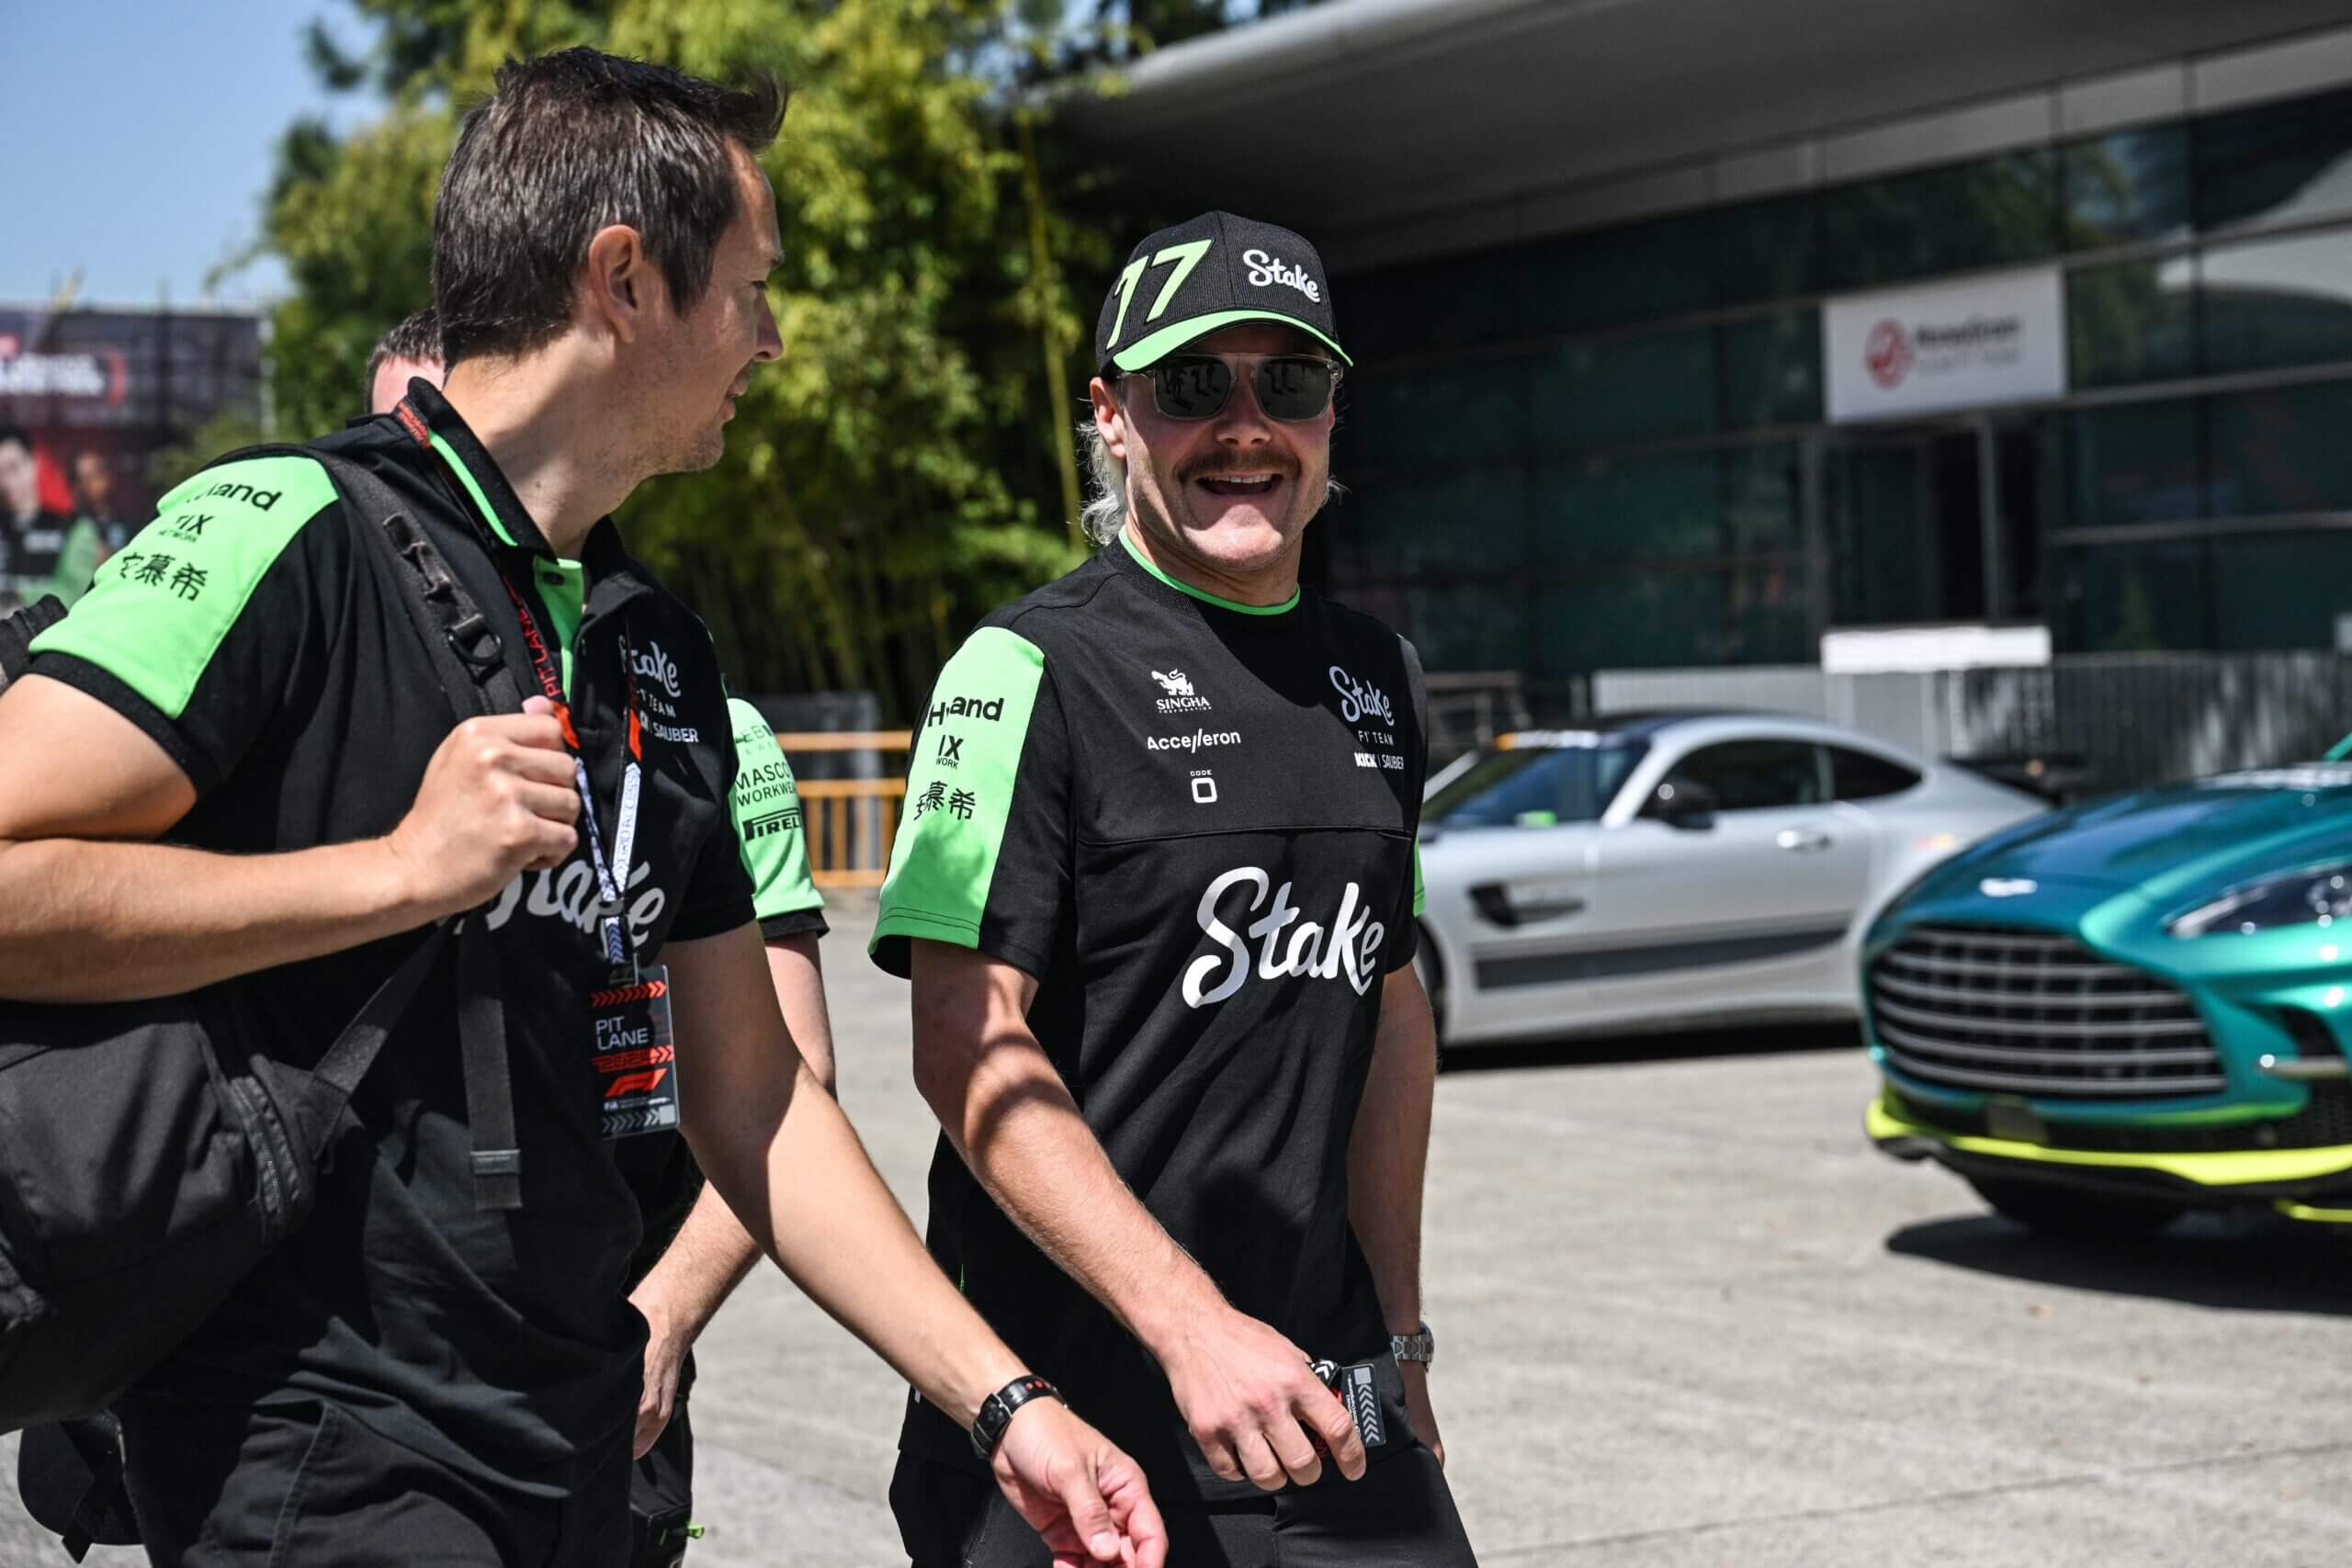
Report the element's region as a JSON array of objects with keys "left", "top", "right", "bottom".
[
  {"left": 1887, "top": 1209, "right": 2351, "bottom": 1315},
  {"left": 1440, "top": 1020, "right": 1862, "bottom": 1076}
]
